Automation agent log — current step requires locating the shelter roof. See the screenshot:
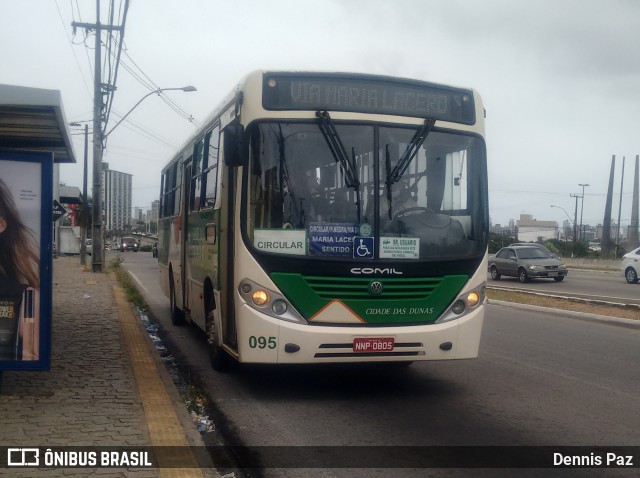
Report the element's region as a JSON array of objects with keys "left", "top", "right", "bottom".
[{"left": 0, "top": 84, "right": 76, "bottom": 163}]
